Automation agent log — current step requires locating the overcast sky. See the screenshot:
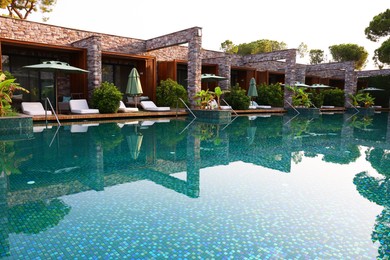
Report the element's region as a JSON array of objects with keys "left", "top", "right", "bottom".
[{"left": 11, "top": 0, "right": 390, "bottom": 70}]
